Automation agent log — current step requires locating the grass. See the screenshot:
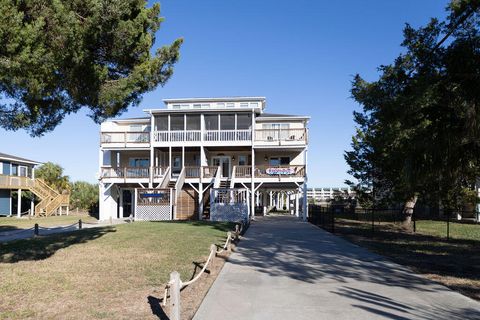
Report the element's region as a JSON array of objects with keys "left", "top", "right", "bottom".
[
  {"left": 0, "top": 215, "right": 98, "bottom": 232},
  {"left": 0, "top": 220, "right": 233, "bottom": 319},
  {"left": 326, "top": 218, "right": 480, "bottom": 301}
]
